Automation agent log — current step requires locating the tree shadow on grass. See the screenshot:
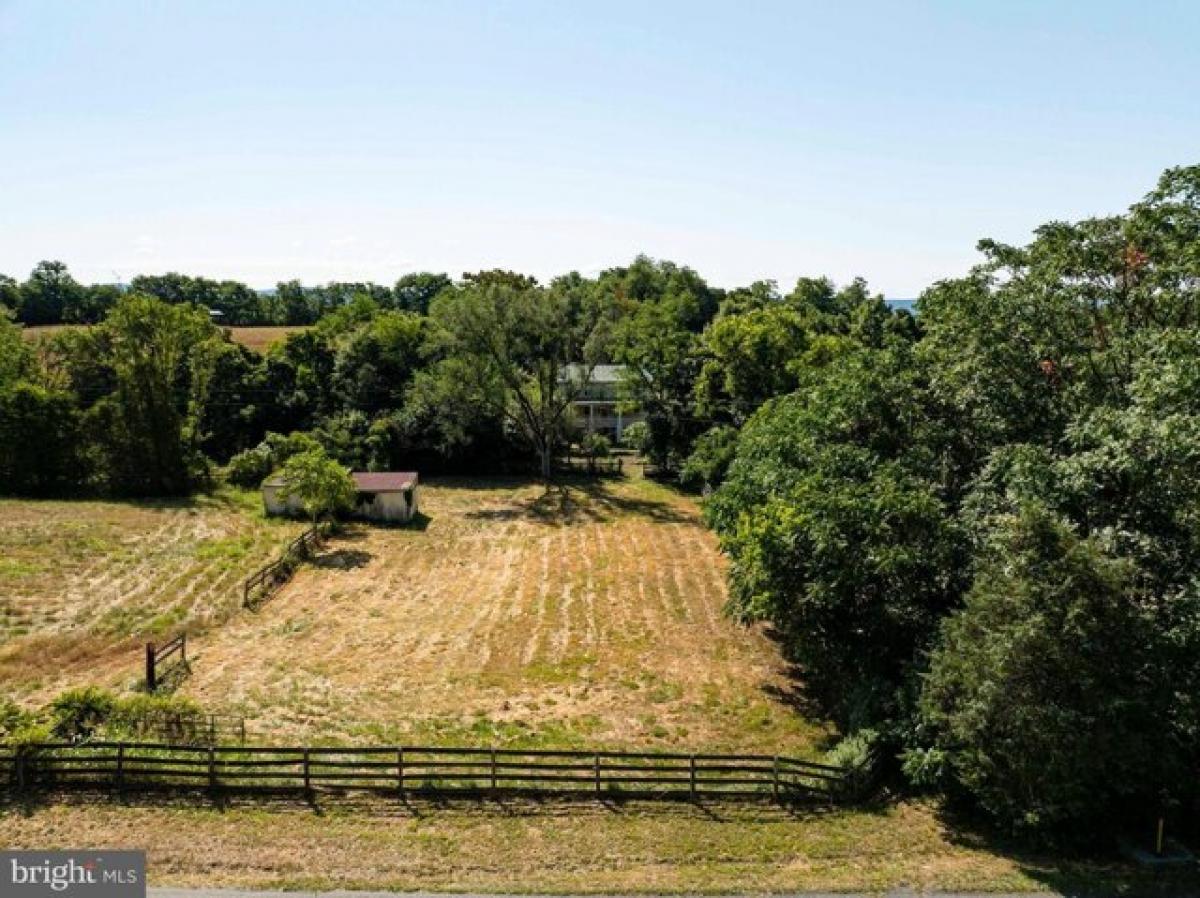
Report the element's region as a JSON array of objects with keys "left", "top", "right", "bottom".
[
  {"left": 464, "top": 480, "right": 693, "bottom": 526},
  {"left": 309, "top": 548, "right": 373, "bottom": 571},
  {"left": 929, "top": 799, "right": 1200, "bottom": 896},
  {"left": 1, "top": 787, "right": 847, "bottom": 825}
]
